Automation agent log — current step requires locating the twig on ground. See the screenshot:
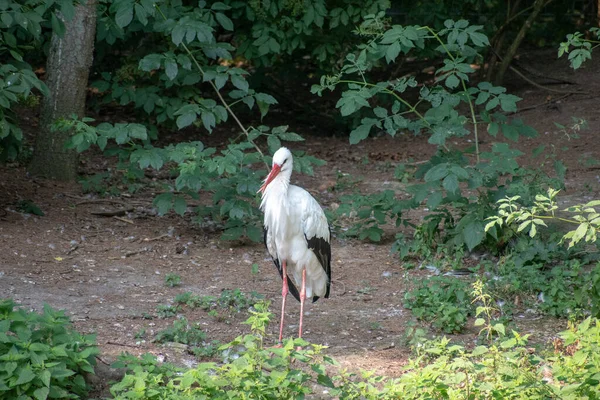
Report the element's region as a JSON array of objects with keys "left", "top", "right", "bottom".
[
  {"left": 113, "top": 216, "right": 134, "bottom": 224},
  {"left": 90, "top": 207, "right": 134, "bottom": 217}
]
